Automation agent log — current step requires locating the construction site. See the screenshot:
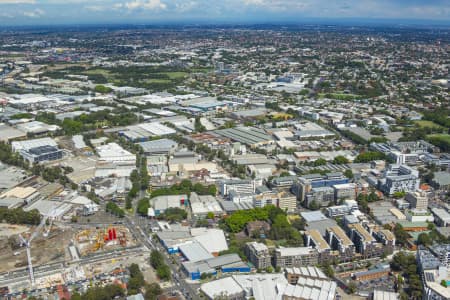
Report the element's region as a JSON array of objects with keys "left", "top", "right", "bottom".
[
  {"left": 0, "top": 224, "right": 72, "bottom": 274},
  {"left": 74, "top": 225, "right": 136, "bottom": 257}
]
